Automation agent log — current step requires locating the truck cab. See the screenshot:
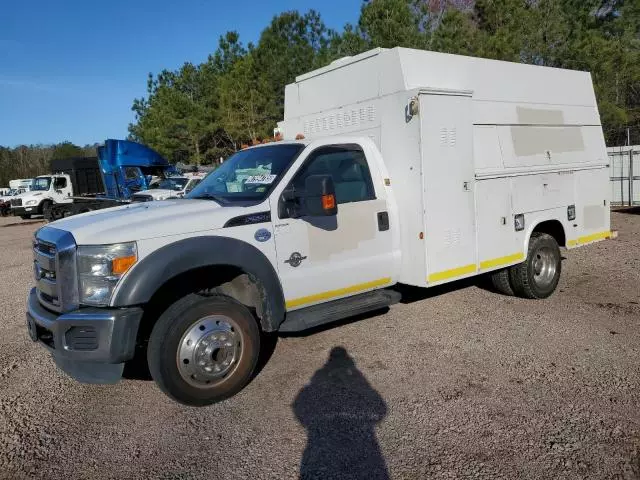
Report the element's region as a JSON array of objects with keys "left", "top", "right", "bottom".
[
  {"left": 26, "top": 47, "right": 612, "bottom": 407},
  {"left": 98, "top": 139, "right": 178, "bottom": 199},
  {"left": 11, "top": 174, "right": 73, "bottom": 219}
]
